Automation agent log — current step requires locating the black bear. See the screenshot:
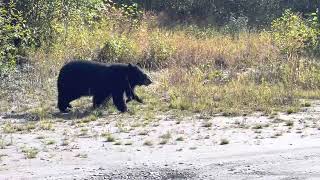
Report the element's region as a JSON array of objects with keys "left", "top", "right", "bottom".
[{"left": 57, "top": 60, "right": 152, "bottom": 113}]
